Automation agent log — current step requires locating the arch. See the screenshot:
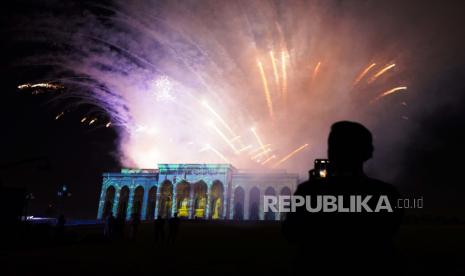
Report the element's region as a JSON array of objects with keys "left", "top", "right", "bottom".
[
  {"left": 249, "top": 187, "right": 260, "bottom": 220},
  {"left": 264, "top": 187, "right": 277, "bottom": 221},
  {"left": 192, "top": 181, "right": 208, "bottom": 219},
  {"left": 280, "top": 186, "right": 292, "bottom": 195},
  {"left": 280, "top": 186, "right": 292, "bottom": 220},
  {"left": 210, "top": 180, "right": 224, "bottom": 219},
  {"left": 146, "top": 186, "right": 157, "bottom": 220},
  {"left": 117, "top": 186, "right": 130, "bottom": 219},
  {"left": 158, "top": 180, "right": 173, "bottom": 218},
  {"left": 176, "top": 181, "right": 191, "bottom": 218},
  {"left": 132, "top": 186, "right": 144, "bottom": 219},
  {"left": 102, "top": 186, "right": 115, "bottom": 219},
  {"left": 233, "top": 186, "right": 245, "bottom": 220}
]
